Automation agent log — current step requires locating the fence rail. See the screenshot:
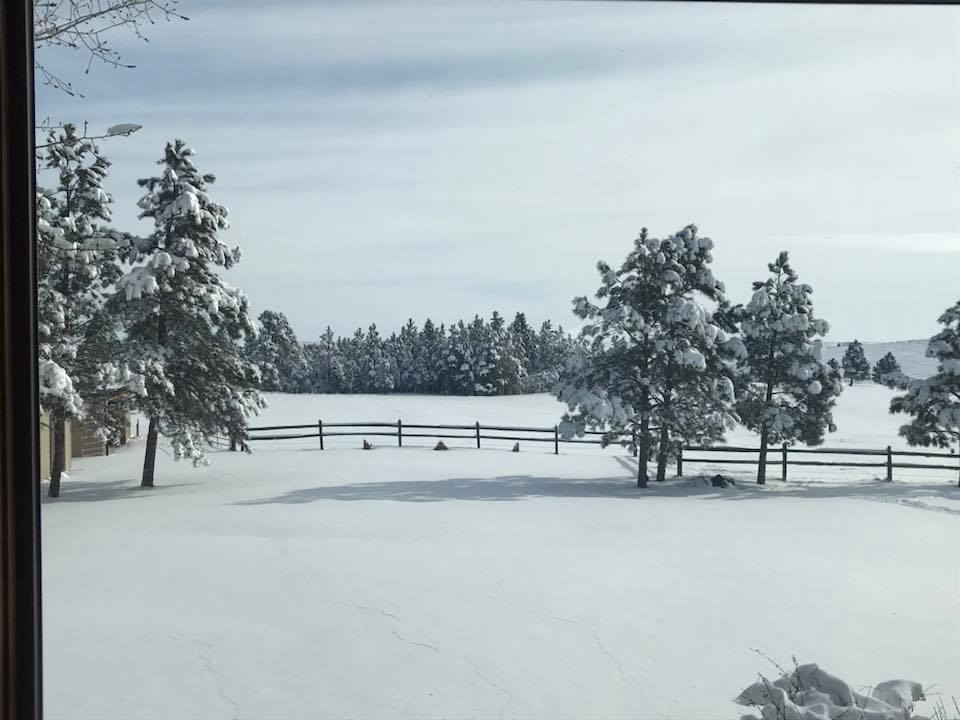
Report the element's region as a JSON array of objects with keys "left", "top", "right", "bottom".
[{"left": 240, "top": 419, "right": 960, "bottom": 483}]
